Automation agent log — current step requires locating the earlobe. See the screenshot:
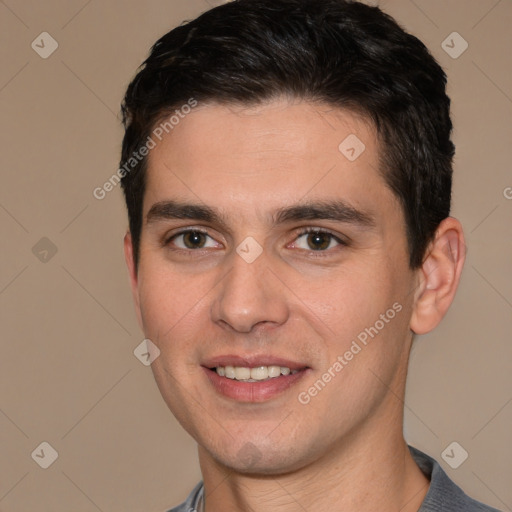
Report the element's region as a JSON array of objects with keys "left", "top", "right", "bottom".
[
  {"left": 123, "top": 231, "right": 143, "bottom": 330},
  {"left": 410, "top": 217, "right": 466, "bottom": 335}
]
